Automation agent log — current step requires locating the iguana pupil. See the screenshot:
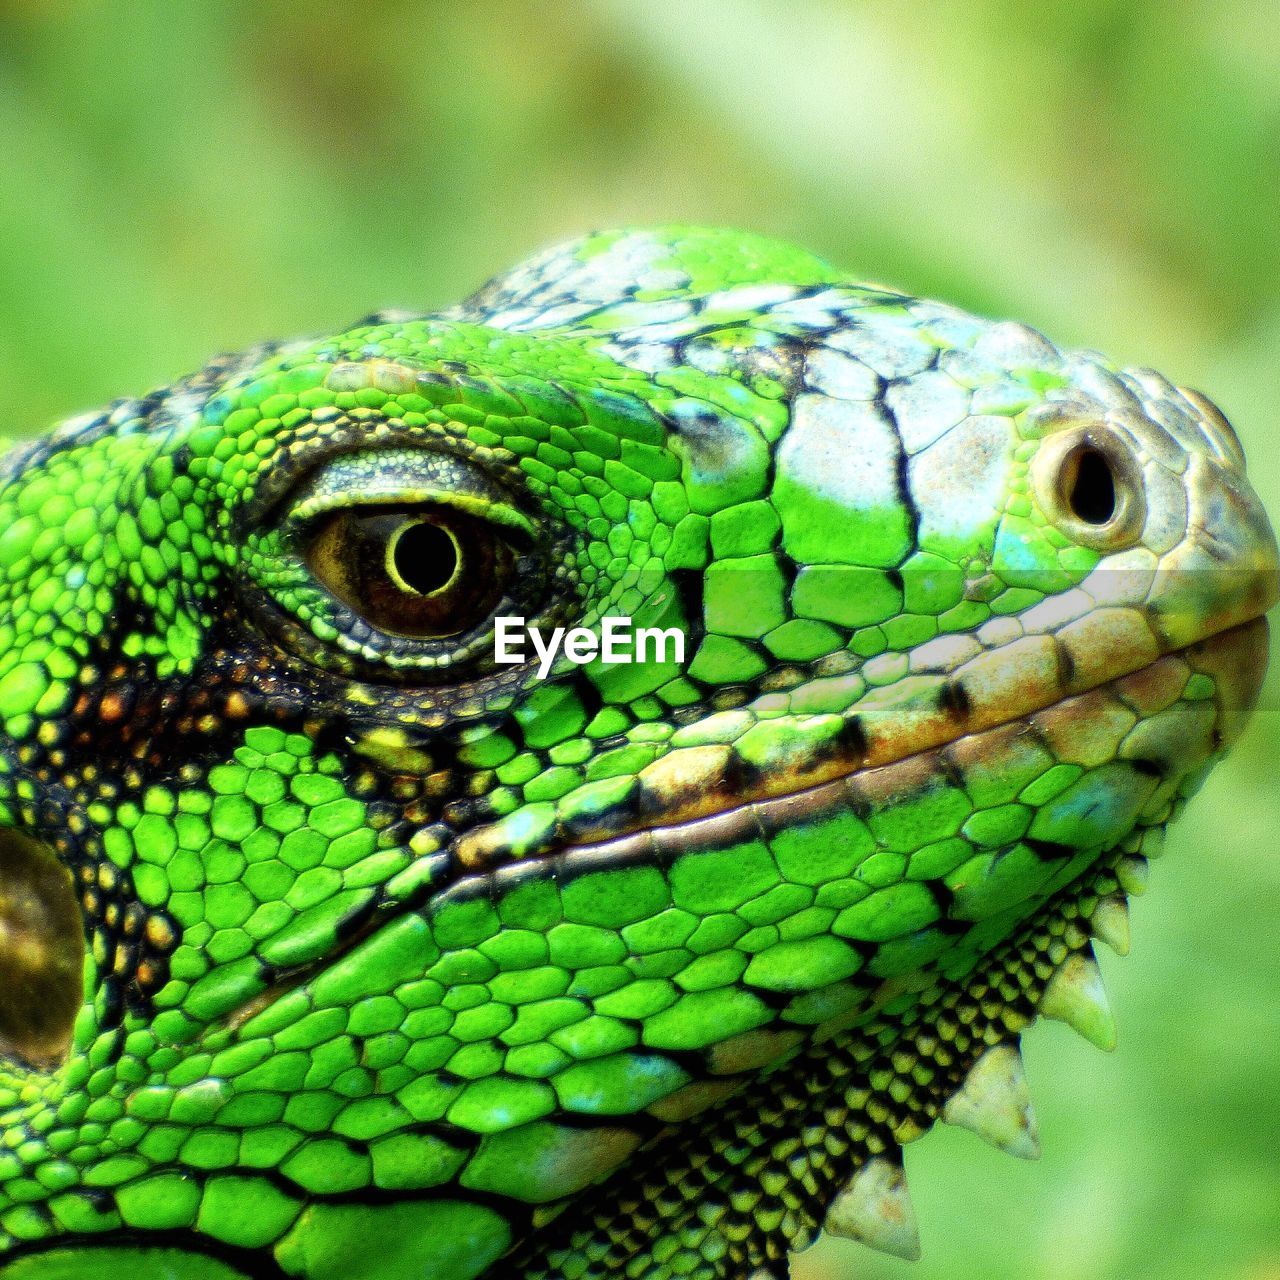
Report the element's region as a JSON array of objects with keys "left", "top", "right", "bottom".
[
  {"left": 0, "top": 227, "right": 1272, "bottom": 1280},
  {"left": 388, "top": 519, "right": 460, "bottom": 598}
]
